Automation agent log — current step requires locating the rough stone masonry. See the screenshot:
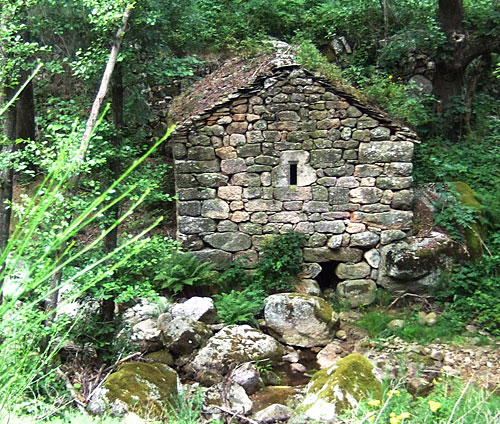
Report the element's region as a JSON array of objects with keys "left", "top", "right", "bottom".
[{"left": 169, "top": 54, "right": 418, "bottom": 296}]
